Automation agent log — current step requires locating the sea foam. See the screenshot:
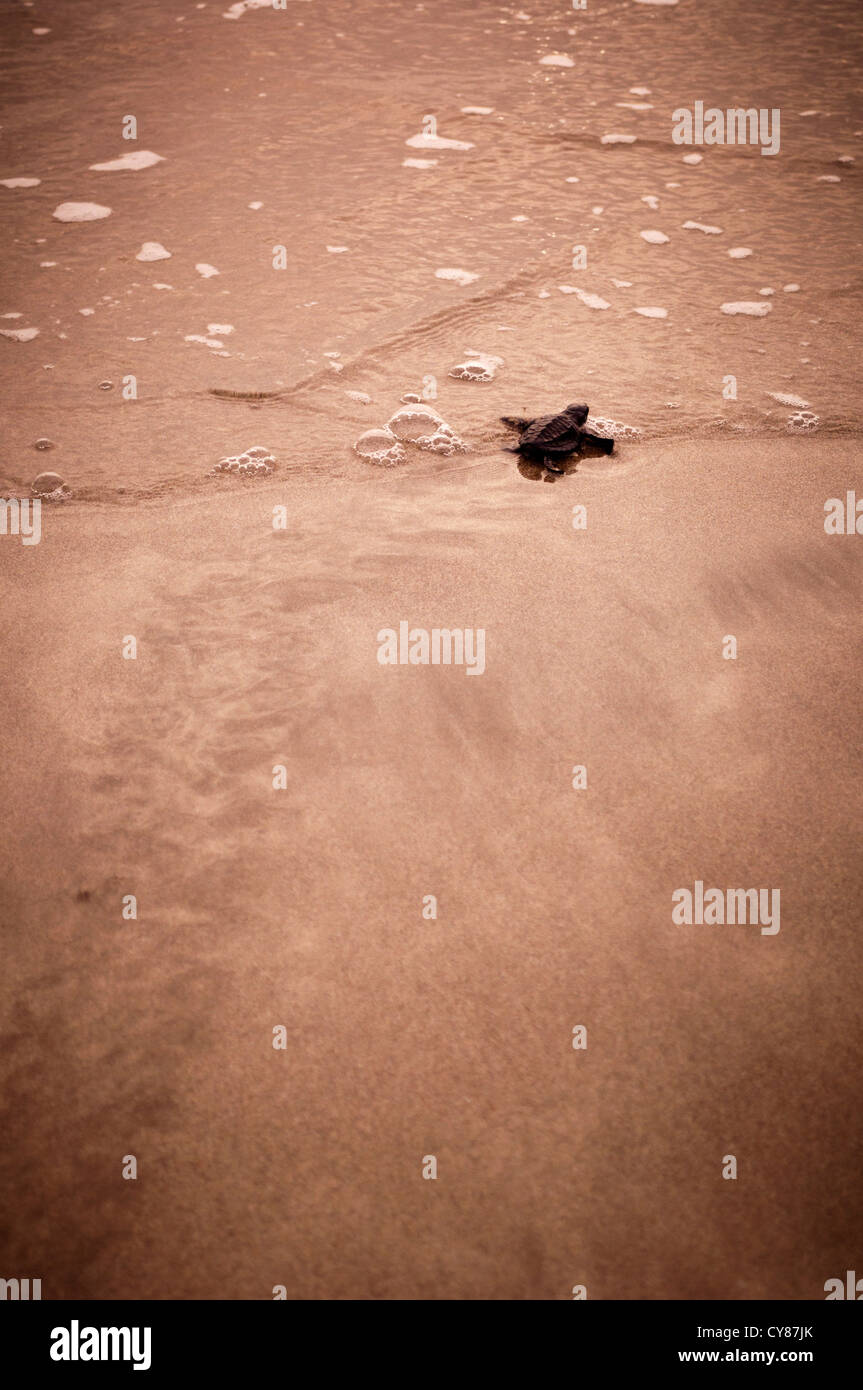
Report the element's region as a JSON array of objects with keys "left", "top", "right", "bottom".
[
  {"left": 90, "top": 151, "right": 164, "bottom": 172},
  {"left": 53, "top": 202, "right": 112, "bottom": 221}
]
